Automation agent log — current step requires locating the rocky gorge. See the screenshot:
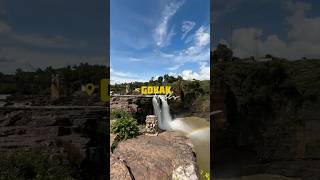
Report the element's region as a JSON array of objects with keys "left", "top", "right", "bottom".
[
  {"left": 0, "top": 95, "right": 108, "bottom": 179},
  {"left": 110, "top": 96, "right": 201, "bottom": 180}
]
